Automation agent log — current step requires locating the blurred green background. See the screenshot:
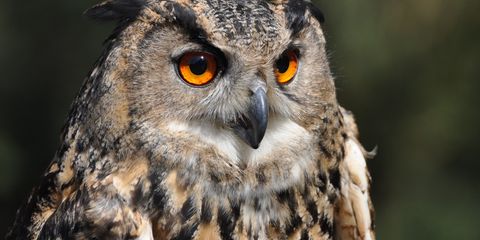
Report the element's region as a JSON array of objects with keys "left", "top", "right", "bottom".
[{"left": 0, "top": 0, "right": 479, "bottom": 239}]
